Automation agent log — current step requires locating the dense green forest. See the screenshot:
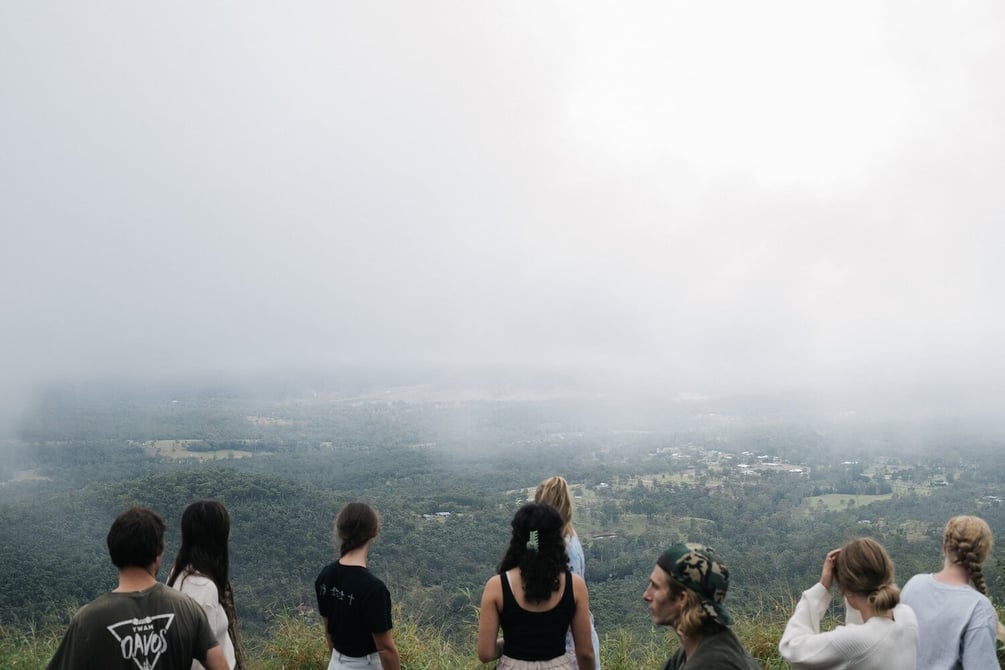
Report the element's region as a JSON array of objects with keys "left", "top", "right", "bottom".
[{"left": 2, "top": 381, "right": 1005, "bottom": 667}]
